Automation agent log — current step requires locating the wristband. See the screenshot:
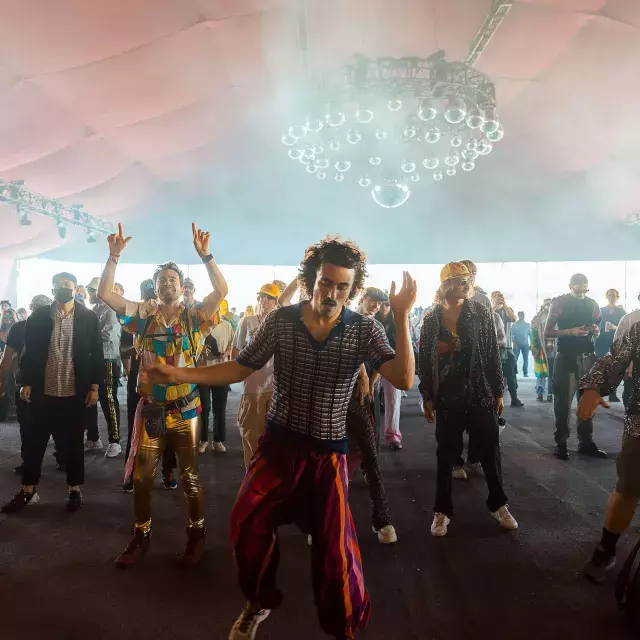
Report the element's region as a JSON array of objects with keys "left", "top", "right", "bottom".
[
  {"left": 201, "top": 254, "right": 213, "bottom": 264},
  {"left": 109, "top": 254, "right": 120, "bottom": 261}
]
